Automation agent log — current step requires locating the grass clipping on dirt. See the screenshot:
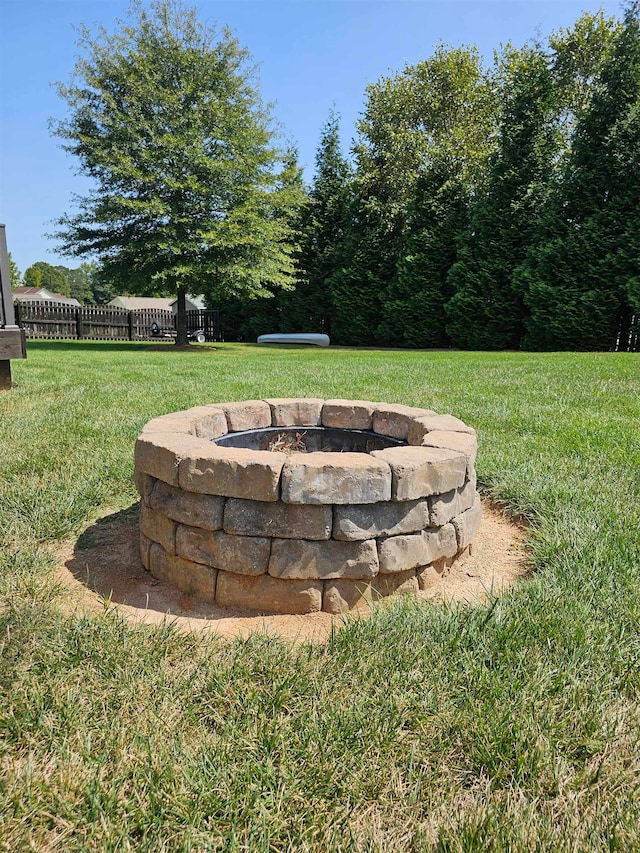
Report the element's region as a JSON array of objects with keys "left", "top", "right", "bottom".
[{"left": 1, "top": 341, "right": 639, "bottom": 851}]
